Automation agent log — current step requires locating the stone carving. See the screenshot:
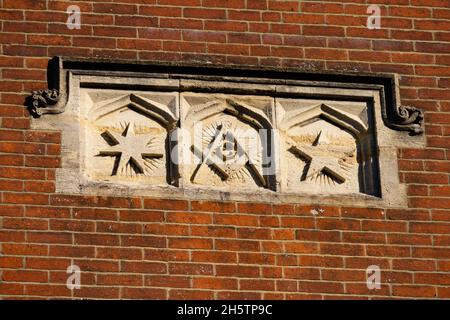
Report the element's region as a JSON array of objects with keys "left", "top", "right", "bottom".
[
  {"left": 191, "top": 120, "right": 265, "bottom": 185},
  {"left": 27, "top": 62, "right": 425, "bottom": 205},
  {"left": 28, "top": 89, "right": 63, "bottom": 117},
  {"left": 181, "top": 94, "right": 274, "bottom": 191},
  {"left": 84, "top": 92, "right": 178, "bottom": 185},
  {"left": 288, "top": 130, "right": 355, "bottom": 185},
  {"left": 99, "top": 122, "right": 164, "bottom": 177},
  {"left": 388, "top": 105, "right": 424, "bottom": 135},
  {"left": 277, "top": 101, "right": 379, "bottom": 196}
]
